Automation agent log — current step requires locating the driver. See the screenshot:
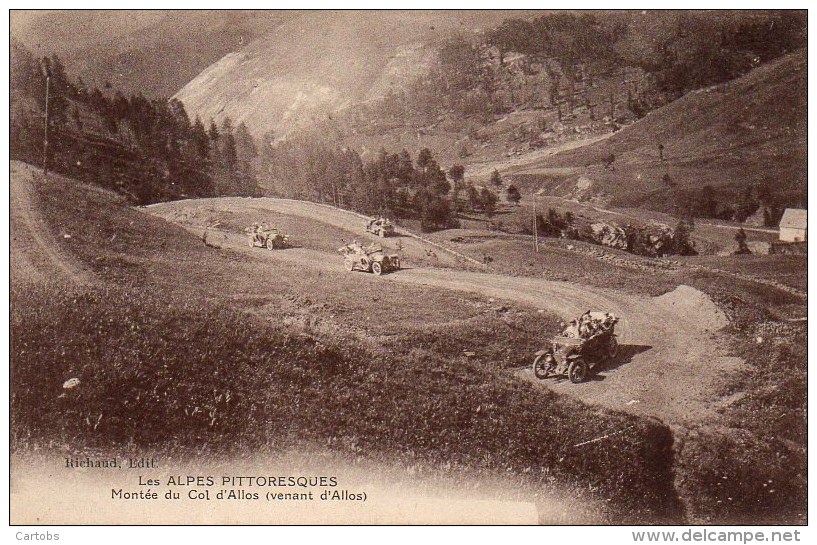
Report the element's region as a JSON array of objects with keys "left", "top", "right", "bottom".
[
  {"left": 562, "top": 319, "right": 580, "bottom": 338},
  {"left": 578, "top": 313, "right": 594, "bottom": 338},
  {"left": 250, "top": 223, "right": 263, "bottom": 243}
]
